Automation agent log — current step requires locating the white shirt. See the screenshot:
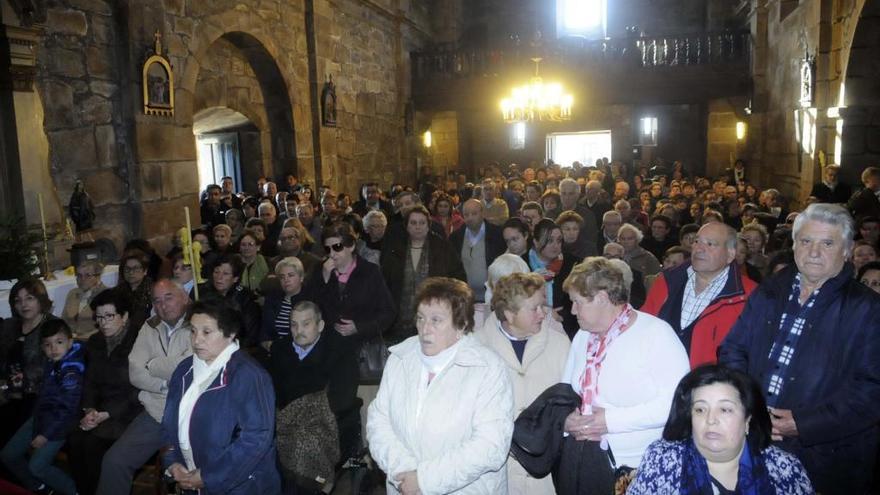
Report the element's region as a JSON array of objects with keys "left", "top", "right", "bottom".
[{"left": 680, "top": 266, "right": 729, "bottom": 329}]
